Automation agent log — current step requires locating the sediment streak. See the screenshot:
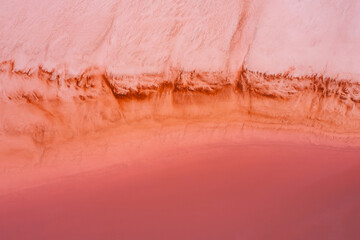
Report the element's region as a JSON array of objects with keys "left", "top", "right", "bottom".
[{"left": 1, "top": 61, "right": 360, "bottom": 145}]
